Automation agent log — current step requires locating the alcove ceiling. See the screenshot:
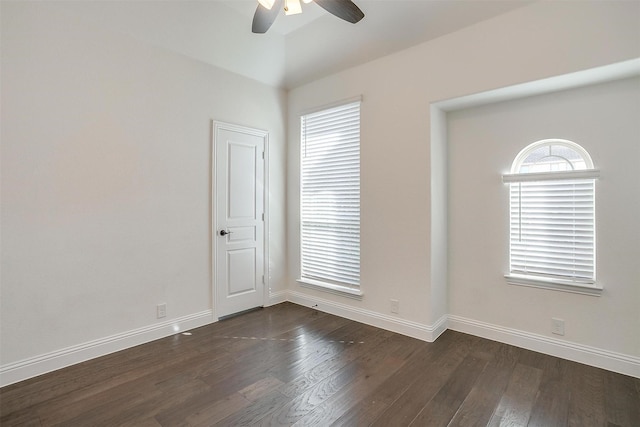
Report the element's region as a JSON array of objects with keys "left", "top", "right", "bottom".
[{"left": 50, "top": 0, "right": 534, "bottom": 89}]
